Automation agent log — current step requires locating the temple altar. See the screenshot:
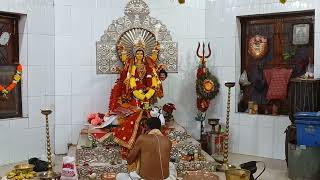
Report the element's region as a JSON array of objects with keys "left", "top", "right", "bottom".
[{"left": 76, "top": 122, "right": 217, "bottom": 179}]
